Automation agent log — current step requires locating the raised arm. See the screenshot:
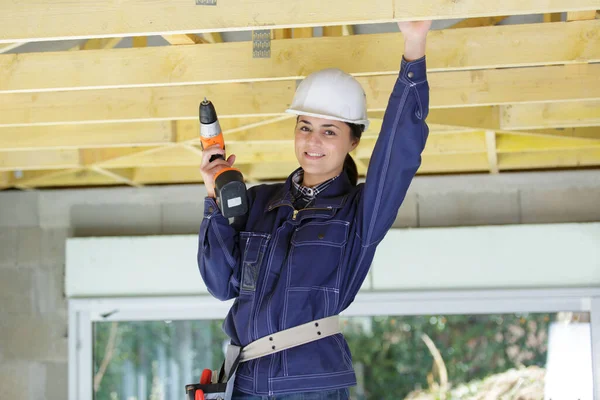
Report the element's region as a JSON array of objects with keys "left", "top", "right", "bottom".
[{"left": 356, "top": 21, "right": 432, "bottom": 246}]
